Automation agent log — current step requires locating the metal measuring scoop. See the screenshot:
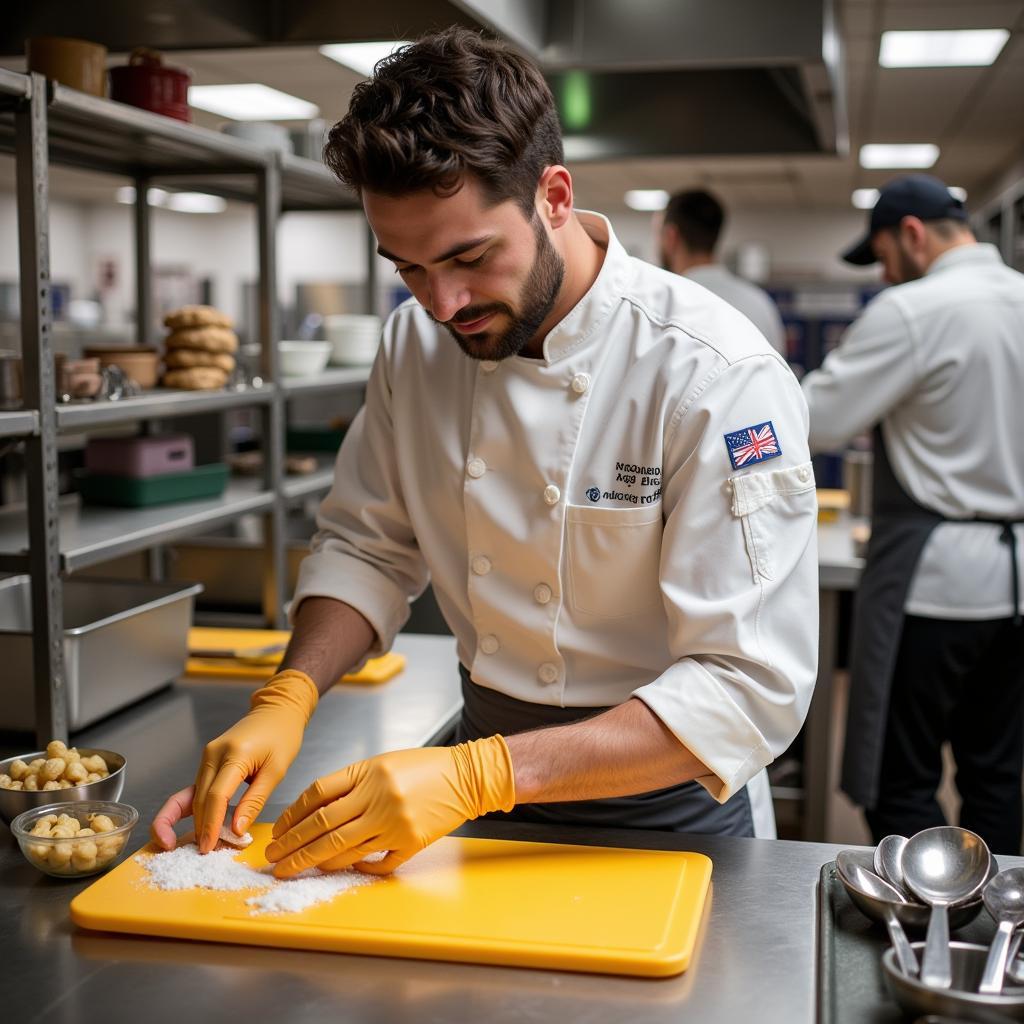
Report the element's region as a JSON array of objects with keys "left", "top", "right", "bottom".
[
  {"left": 836, "top": 849, "right": 919, "bottom": 976},
  {"left": 979, "top": 868, "right": 1024, "bottom": 994},
  {"left": 902, "top": 827, "right": 992, "bottom": 989},
  {"left": 875, "top": 834, "right": 911, "bottom": 899}
]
